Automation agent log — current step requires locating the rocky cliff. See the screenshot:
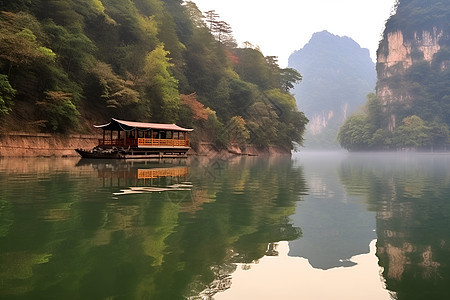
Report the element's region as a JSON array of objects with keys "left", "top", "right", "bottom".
[
  {"left": 375, "top": 0, "right": 450, "bottom": 130},
  {"left": 377, "top": 29, "right": 444, "bottom": 77}
]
